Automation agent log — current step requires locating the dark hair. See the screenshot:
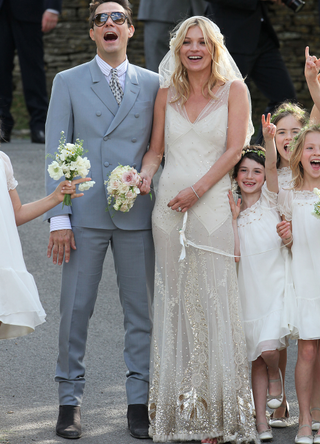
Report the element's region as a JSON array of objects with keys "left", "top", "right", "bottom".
[
  {"left": 232, "top": 145, "right": 266, "bottom": 194},
  {"left": 89, "top": 0, "right": 133, "bottom": 28},
  {"left": 270, "top": 101, "right": 309, "bottom": 168}
]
